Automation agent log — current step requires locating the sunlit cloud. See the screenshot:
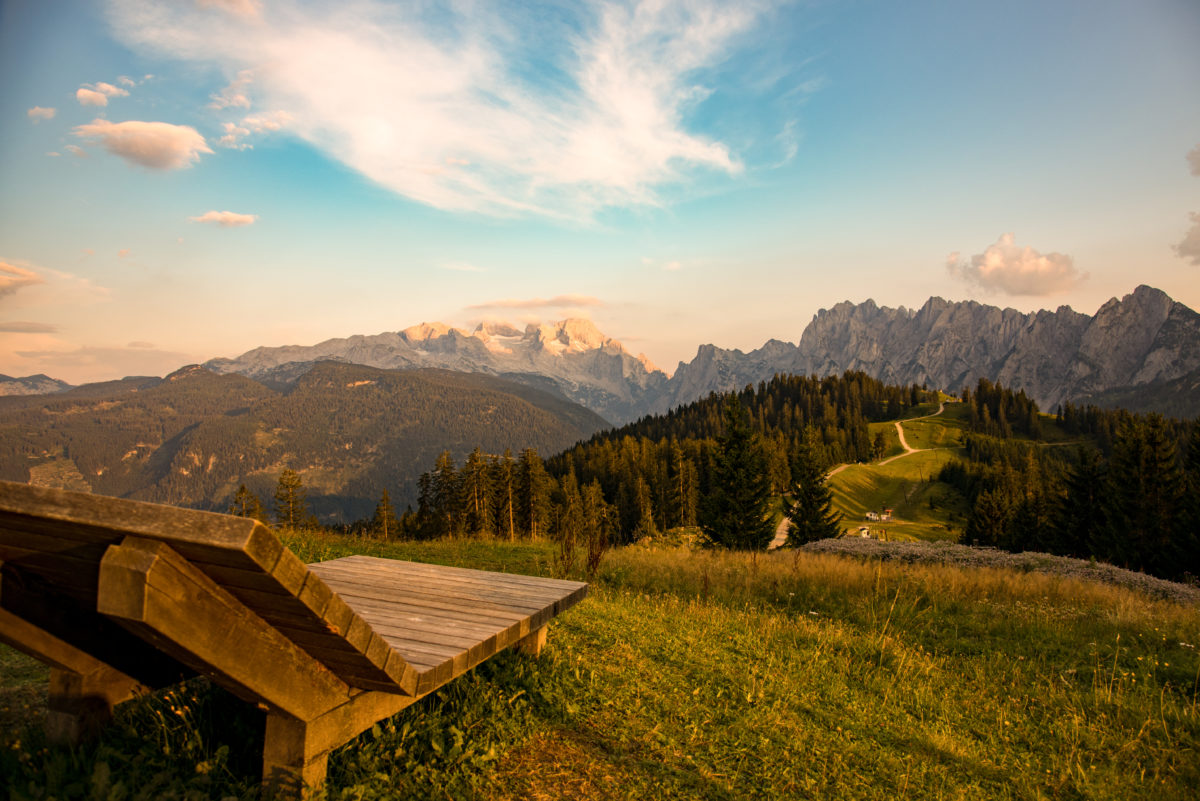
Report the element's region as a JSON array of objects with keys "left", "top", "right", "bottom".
[
  {"left": 1175, "top": 212, "right": 1200, "bottom": 265},
  {"left": 189, "top": 209, "right": 258, "bottom": 227},
  {"left": 73, "top": 119, "right": 212, "bottom": 169},
  {"left": 467, "top": 294, "right": 604, "bottom": 310},
  {"left": 76, "top": 81, "right": 130, "bottom": 107},
  {"left": 106, "top": 0, "right": 785, "bottom": 219},
  {"left": 118, "top": 75, "right": 137, "bottom": 87},
  {"left": 118, "top": 249, "right": 131, "bottom": 258},
  {"left": 27, "top": 106, "right": 56, "bottom": 122},
  {"left": 0, "top": 261, "right": 44, "bottom": 297},
  {"left": 0, "top": 321, "right": 58, "bottom": 334},
  {"left": 946, "top": 233, "right": 1086, "bottom": 296},
  {"left": 209, "top": 69, "right": 253, "bottom": 109},
  {"left": 65, "top": 144, "right": 87, "bottom": 158},
  {"left": 217, "top": 122, "right": 252, "bottom": 149}
]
